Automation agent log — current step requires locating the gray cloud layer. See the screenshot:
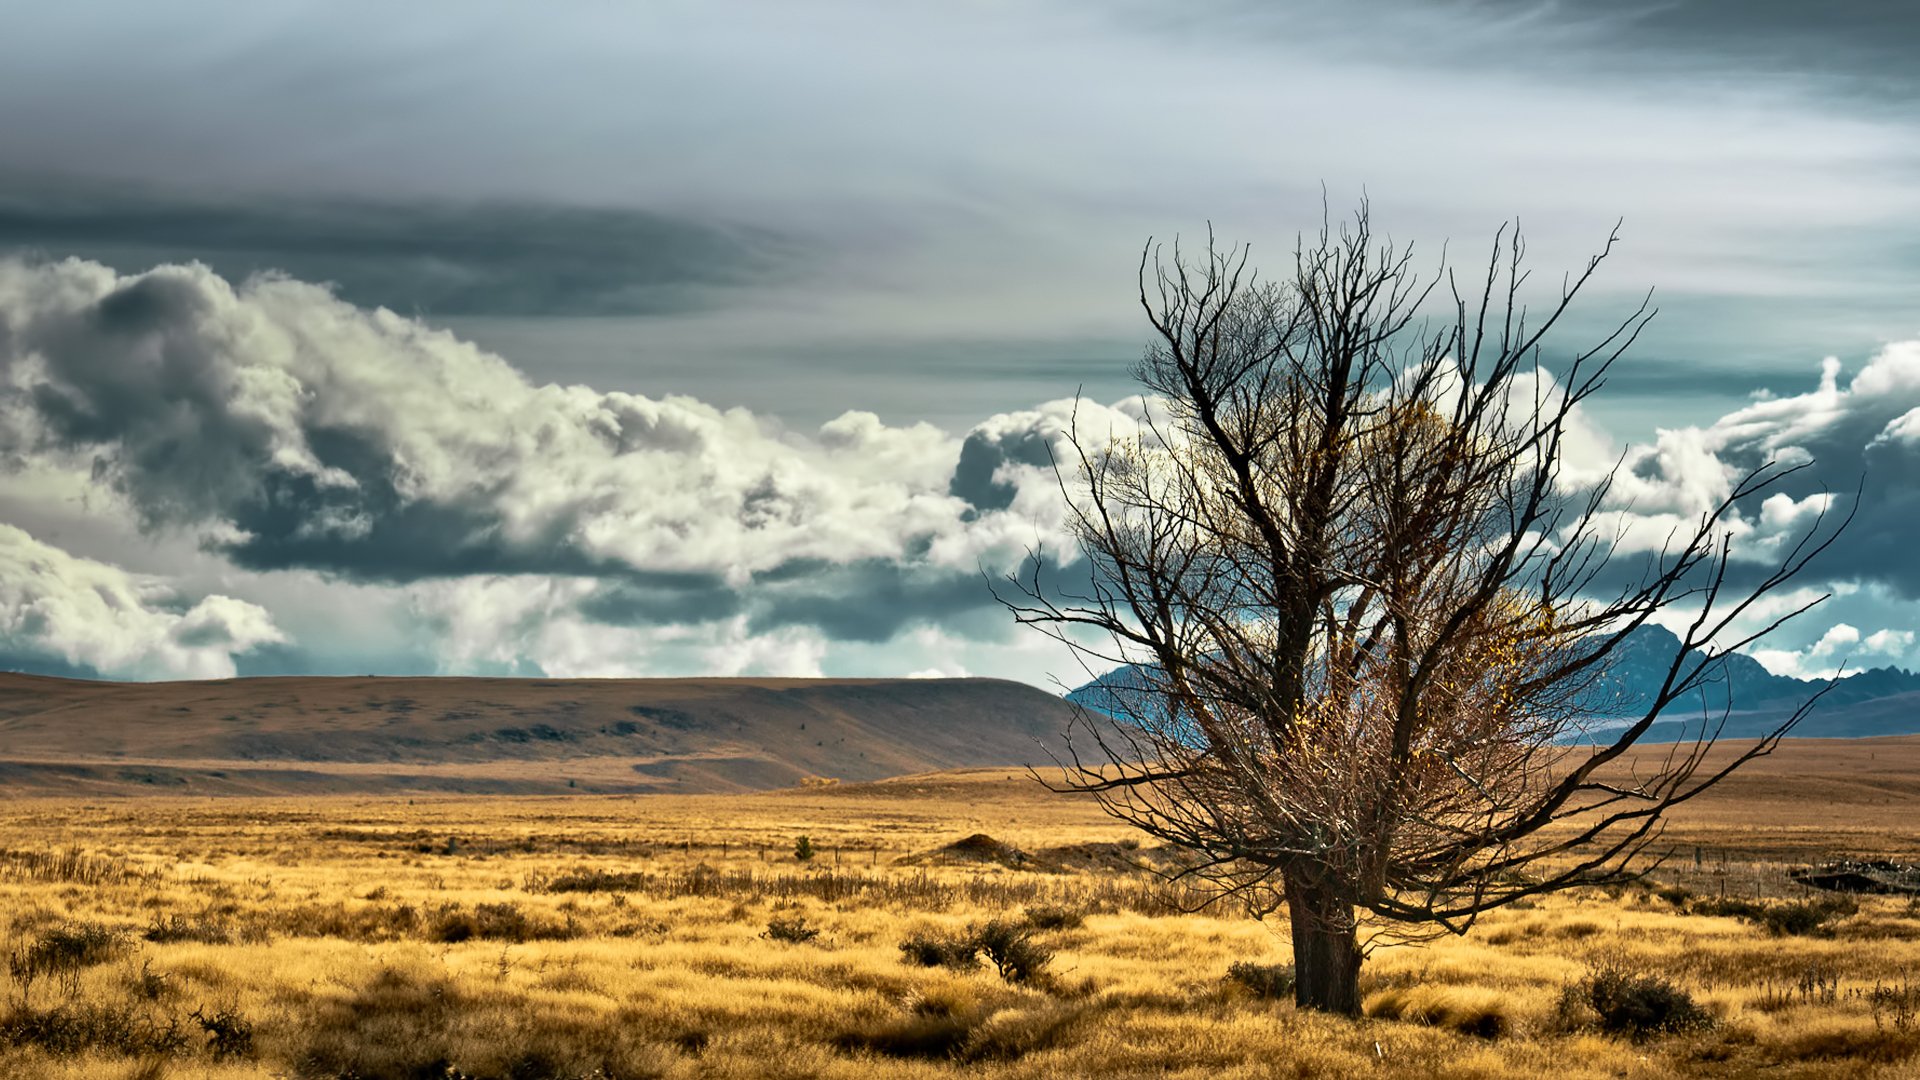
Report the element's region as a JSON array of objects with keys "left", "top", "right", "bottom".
[{"left": 0, "top": 182, "right": 794, "bottom": 317}]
